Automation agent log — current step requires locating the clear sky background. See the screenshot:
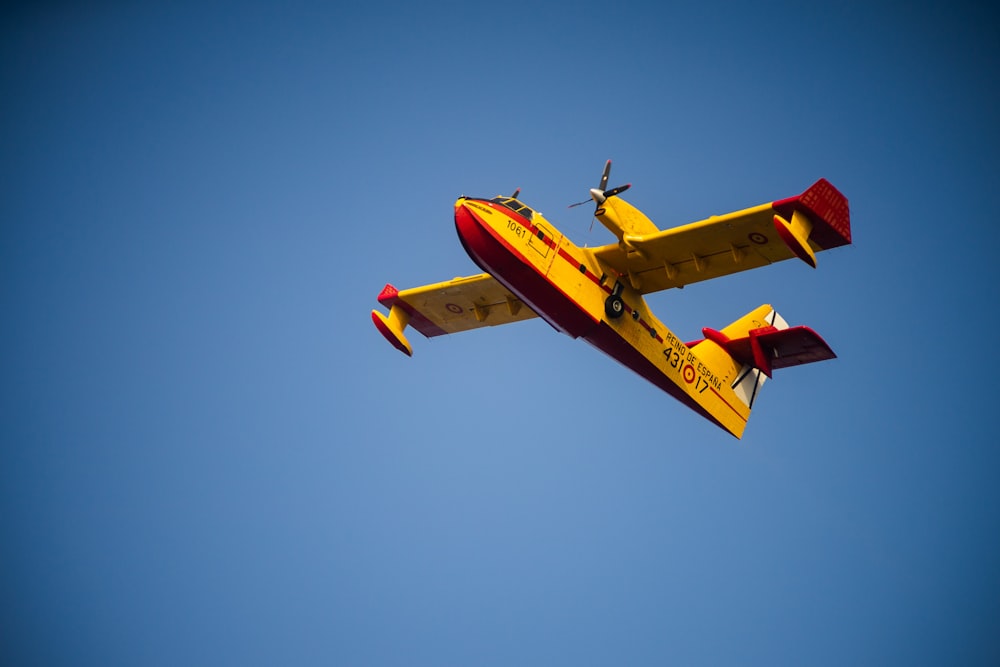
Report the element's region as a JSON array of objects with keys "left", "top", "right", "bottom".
[{"left": 3, "top": 1, "right": 998, "bottom": 665}]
